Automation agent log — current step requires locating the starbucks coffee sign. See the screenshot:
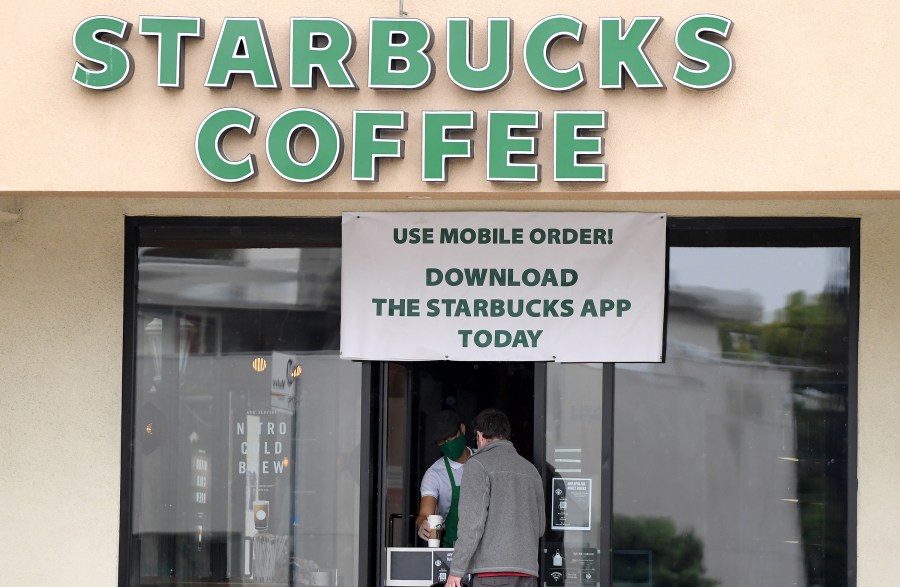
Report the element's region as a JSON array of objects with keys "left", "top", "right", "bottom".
[{"left": 72, "top": 15, "right": 733, "bottom": 184}]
